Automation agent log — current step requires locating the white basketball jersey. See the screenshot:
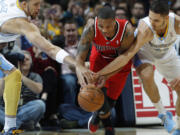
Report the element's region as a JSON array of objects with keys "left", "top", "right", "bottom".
[
  {"left": 141, "top": 12, "right": 177, "bottom": 58},
  {"left": 0, "top": 0, "right": 27, "bottom": 43}
]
